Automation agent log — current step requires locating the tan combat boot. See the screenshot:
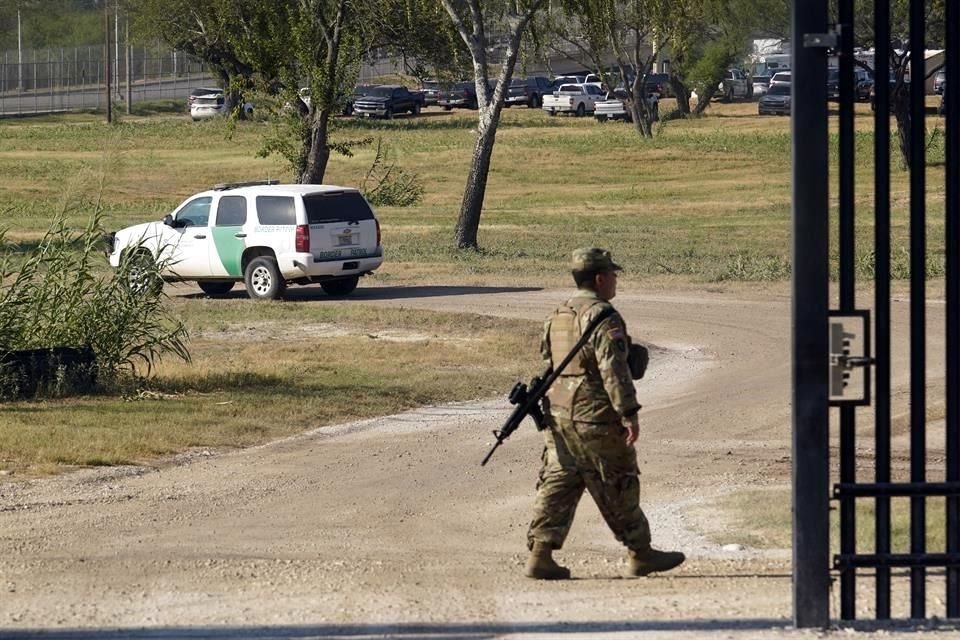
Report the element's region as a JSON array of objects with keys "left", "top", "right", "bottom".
[
  {"left": 626, "top": 547, "right": 686, "bottom": 577},
  {"left": 524, "top": 542, "right": 571, "bottom": 580}
]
